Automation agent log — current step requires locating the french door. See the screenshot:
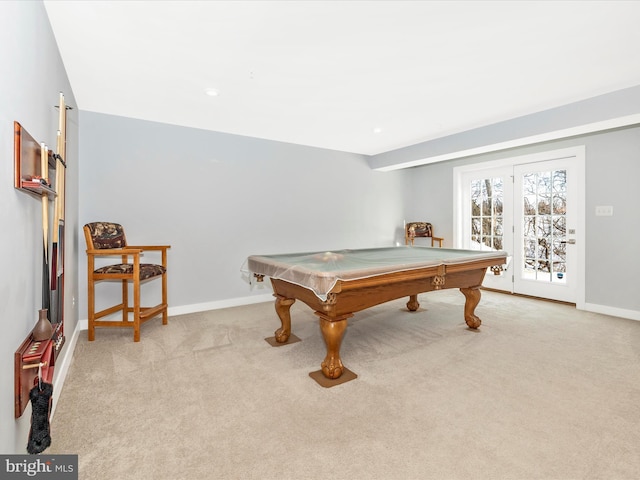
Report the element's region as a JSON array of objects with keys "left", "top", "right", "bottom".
[
  {"left": 463, "top": 166, "right": 514, "bottom": 292},
  {"left": 455, "top": 147, "right": 585, "bottom": 304}
]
